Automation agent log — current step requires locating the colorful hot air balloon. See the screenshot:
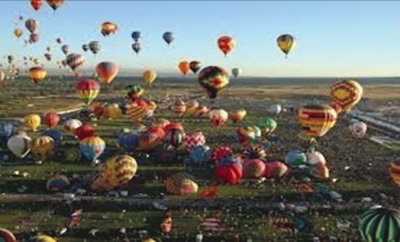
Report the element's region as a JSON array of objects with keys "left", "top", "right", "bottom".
[
  {"left": 231, "top": 68, "right": 241, "bottom": 78},
  {"left": 104, "top": 103, "right": 122, "bottom": 119},
  {"left": 101, "top": 22, "right": 118, "bottom": 36},
  {"left": 277, "top": 34, "right": 296, "bottom": 57},
  {"left": 29, "top": 33, "right": 40, "bottom": 43},
  {"left": 178, "top": 61, "right": 190, "bottom": 75},
  {"left": 126, "top": 85, "right": 144, "bottom": 101},
  {"left": 126, "top": 102, "right": 148, "bottom": 122},
  {"left": 66, "top": 53, "right": 85, "bottom": 70},
  {"left": 80, "top": 136, "right": 106, "bottom": 162},
  {"left": 189, "top": 61, "right": 201, "bottom": 74},
  {"left": 7, "top": 133, "right": 32, "bottom": 158},
  {"left": 0, "top": 228, "right": 16, "bottom": 242},
  {"left": 162, "top": 31, "right": 174, "bottom": 45},
  {"left": 330, "top": 79, "right": 363, "bottom": 113},
  {"left": 31, "top": 135, "right": 55, "bottom": 160},
  {"left": 89, "top": 41, "right": 101, "bottom": 54},
  {"left": 46, "top": 0, "right": 64, "bottom": 11},
  {"left": 236, "top": 126, "right": 261, "bottom": 147},
  {"left": 185, "top": 100, "right": 199, "bottom": 116},
  {"left": 209, "top": 109, "right": 229, "bottom": 128},
  {"left": 244, "top": 159, "right": 266, "bottom": 178},
  {"left": 183, "top": 131, "right": 206, "bottom": 152},
  {"left": 14, "top": 29, "right": 23, "bottom": 38},
  {"left": 359, "top": 207, "right": 400, "bottom": 242},
  {"left": 75, "top": 79, "right": 100, "bottom": 105},
  {"left": 46, "top": 174, "right": 70, "bottom": 191},
  {"left": 258, "top": 117, "right": 277, "bottom": 134},
  {"left": 349, "top": 121, "right": 367, "bottom": 139},
  {"left": 166, "top": 128, "right": 185, "bottom": 149},
  {"left": 118, "top": 129, "right": 139, "bottom": 150},
  {"left": 24, "top": 114, "right": 41, "bottom": 131},
  {"left": 285, "top": 150, "right": 307, "bottom": 167},
  {"left": 131, "top": 31, "right": 142, "bottom": 42},
  {"left": 390, "top": 158, "right": 400, "bottom": 187},
  {"left": 217, "top": 36, "right": 235, "bottom": 56},
  {"left": 131, "top": 42, "right": 141, "bottom": 54},
  {"left": 41, "top": 129, "right": 63, "bottom": 146},
  {"left": 143, "top": 70, "right": 157, "bottom": 86},
  {"left": 171, "top": 100, "right": 186, "bottom": 116},
  {"left": 45, "top": 112, "right": 60, "bottom": 129},
  {"left": 96, "top": 62, "right": 119, "bottom": 84},
  {"left": 29, "top": 67, "right": 47, "bottom": 84},
  {"left": 91, "top": 155, "right": 138, "bottom": 191},
  {"left": 166, "top": 172, "right": 198, "bottom": 195},
  {"left": 198, "top": 66, "right": 230, "bottom": 99},
  {"left": 215, "top": 155, "right": 243, "bottom": 184},
  {"left": 75, "top": 123, "right": 95, "bottom": 140},
  {"left": 298, "top": 104, "right": 337, "bottom": 137},
  {"left": 241, "top": 146, "right": 266, "bottom": 160},
  {"left": 31, "top": 0, "right": 43, "bottom": 11},
  {"left": 61, "top": 44, "right": 69, "bottom": 55},
  {"left": 25, "top": 18, "right": 38, "bottom": 33},
  {"left": 229, "top": 109, "right": 247, "bottom": 123}
]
